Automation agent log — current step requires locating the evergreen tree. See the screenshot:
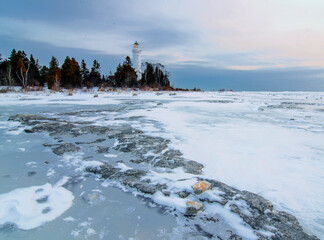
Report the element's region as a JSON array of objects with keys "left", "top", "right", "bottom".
[
  {"left": 47, "top": 56, "right": 61, "bottom": 89},
  {"left": 0, "top": 53, "right": 5, "bottom": 85},
  {"left": 114, "top": 57, "right": 137, "bottom": 87},
  {"left": 28, "top": 54, "right": 41, "bottom": 86},
  {"left": 8, "top": 49, "right": 30, "bottom": 86},
  {"left": 80, "top": 59, "right": 89, "bottom": 86},
  {"left": 39, "top": 66, "right": 48, "bottom": 87},
  {"left": 61, "top": 56, "right": 81, "bottom": 88},
  {"left": 123, "top": 56, "right": 132, "bottom": 66},
  {"left": 141, "top": 62, "right": 170, "bottom": 88},
  {"left": 89, "top": 59, "right": 101, "bottom": 86}
]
